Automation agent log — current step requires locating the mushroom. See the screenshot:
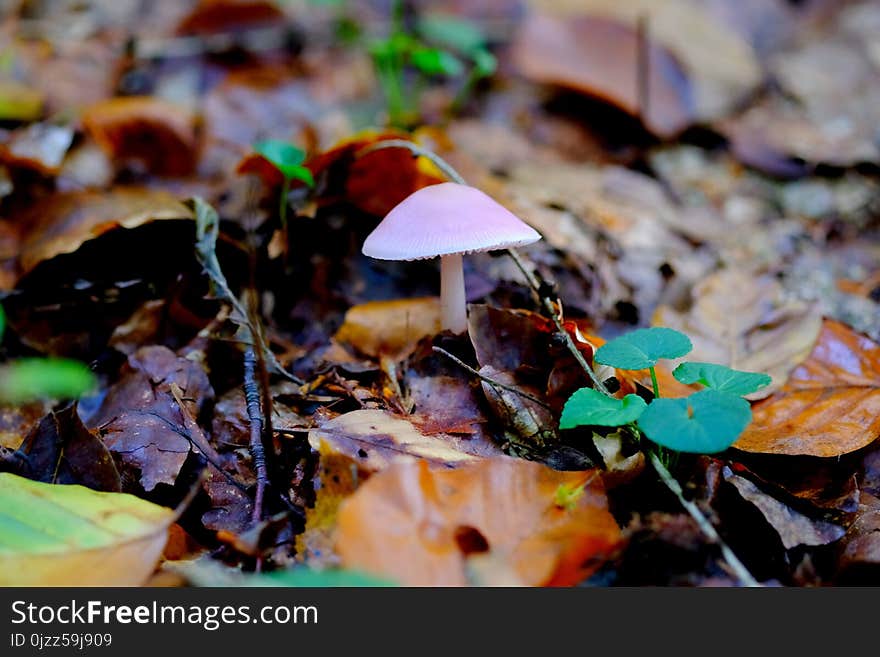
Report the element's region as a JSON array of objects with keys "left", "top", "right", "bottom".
[{"left": 362, "top": 182, "right": 541, "bottom": 334}]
